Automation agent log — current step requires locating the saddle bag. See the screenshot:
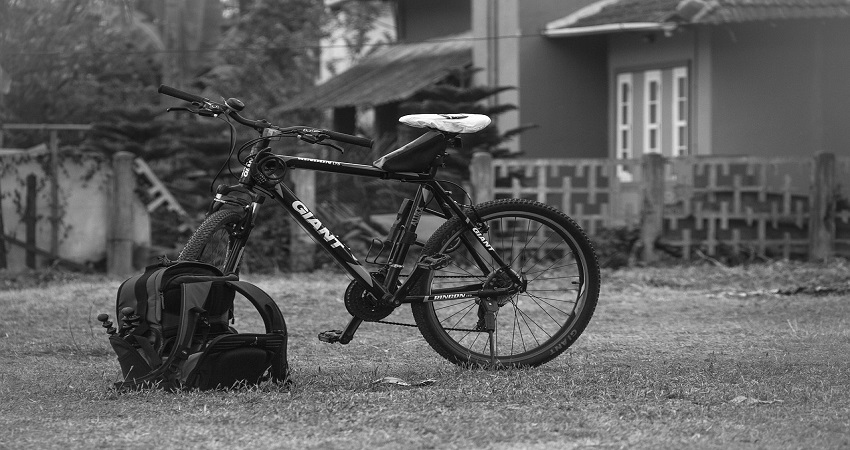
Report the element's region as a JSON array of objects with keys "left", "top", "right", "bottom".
[{"left": 103, "top": 261, "right": 289, "bottom": 390}]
